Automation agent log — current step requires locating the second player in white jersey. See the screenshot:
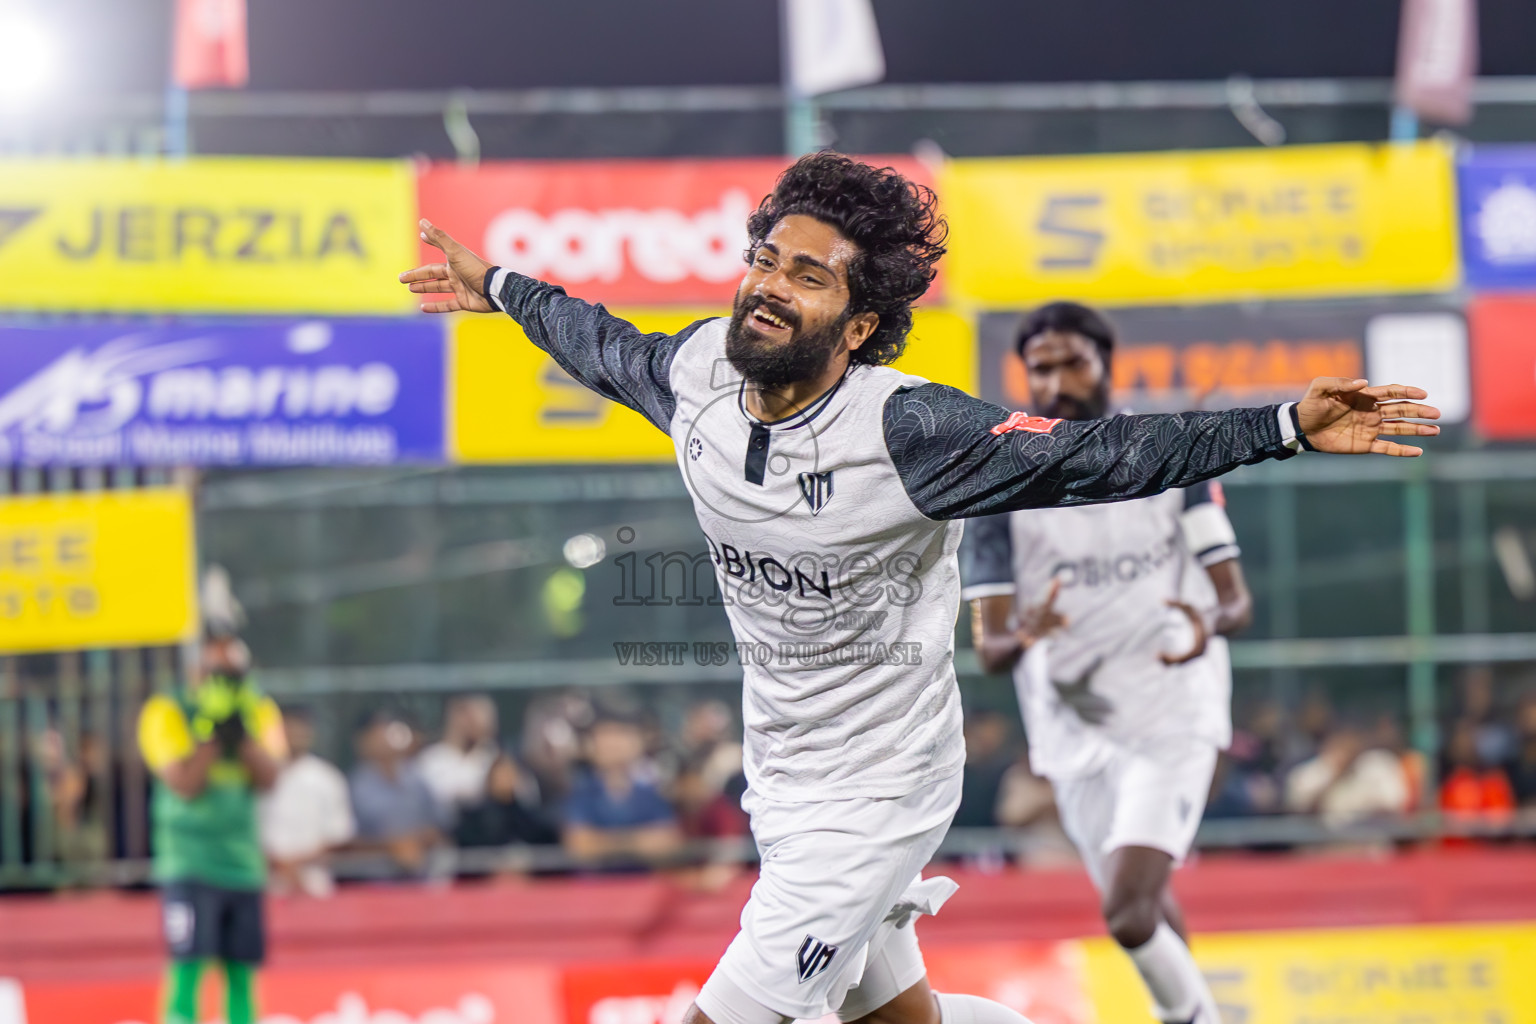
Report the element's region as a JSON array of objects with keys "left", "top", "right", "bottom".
[
  {"left": 962, "top": 302, "right": 1258, "bottom": 1024},
  {"left": 963, "top": 481, "right": 1239, "bottom": 782}
]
